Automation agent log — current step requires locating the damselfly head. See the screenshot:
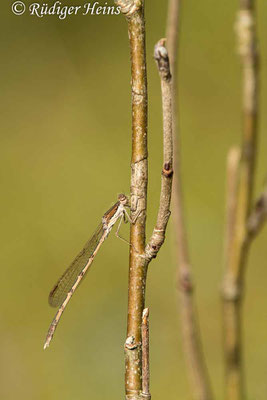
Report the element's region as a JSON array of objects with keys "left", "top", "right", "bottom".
[{"left": 118, "top": 193, "right": 129, "bottom": 206}]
